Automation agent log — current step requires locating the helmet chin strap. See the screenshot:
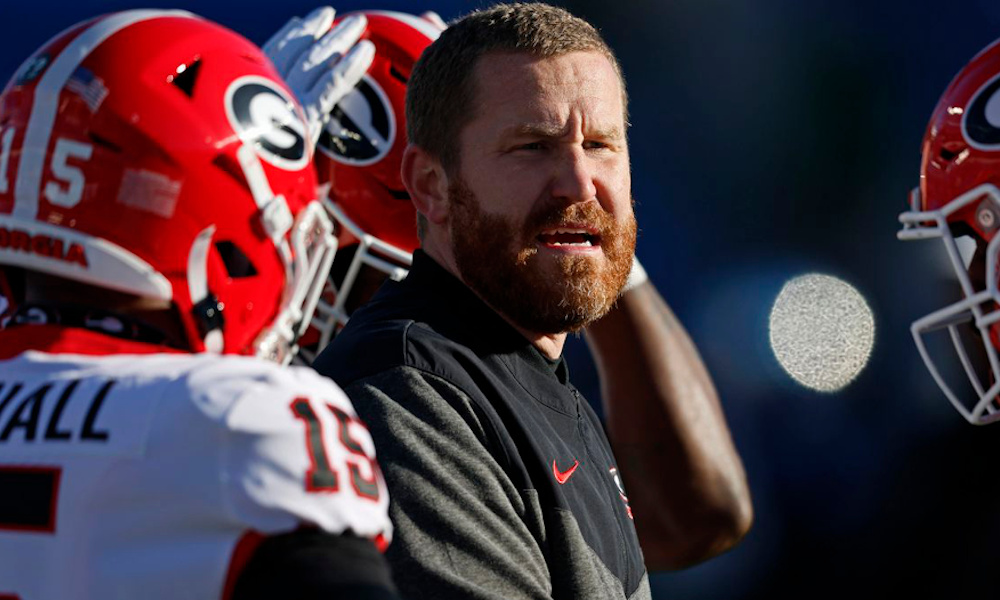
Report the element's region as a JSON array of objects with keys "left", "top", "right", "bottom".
[
  {"left": 234, "top": 142, "right": 300, "bottom": 361},
  {"left": 236, "top": 143, "right": 293, "bottom": 261},
  {"left": 187, "top": 225, "right": 224, "bottom": 353}
]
